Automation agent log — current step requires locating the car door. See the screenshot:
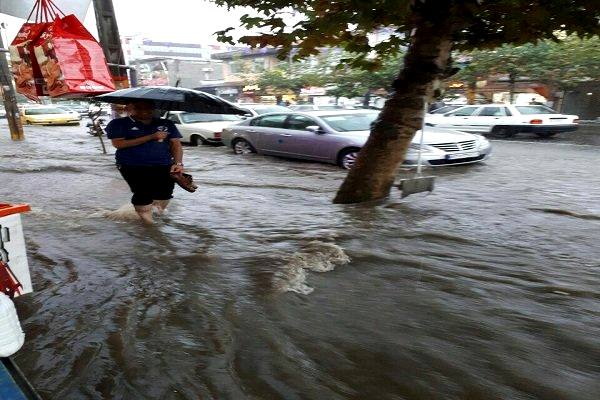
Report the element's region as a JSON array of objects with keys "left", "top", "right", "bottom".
[
  {"left": 166, "top": 114, "right": 192, "bottom": 141},
  {"left": 471, "top": 106, "right": 512, "bottom": 133},
  {"left": 435, "top": 106, "right": 480, "bottom": 131},
  {"left": 249, "top": 114, "right": 290, "bottom": 154},
  {"left": 274, "top": 114, "right": 329, "bottom": 160}
]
